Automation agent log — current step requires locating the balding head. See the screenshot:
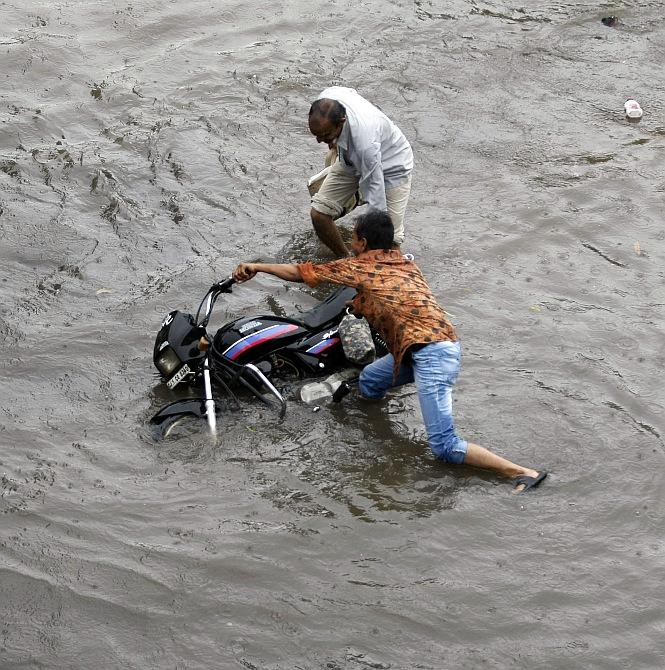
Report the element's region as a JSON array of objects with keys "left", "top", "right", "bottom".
[
  {"left": 308, "top": 98, "right": 347, "bottom": 148},
  {"left": 309, "top": 98, "right": 346, "bottom": 125}
]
